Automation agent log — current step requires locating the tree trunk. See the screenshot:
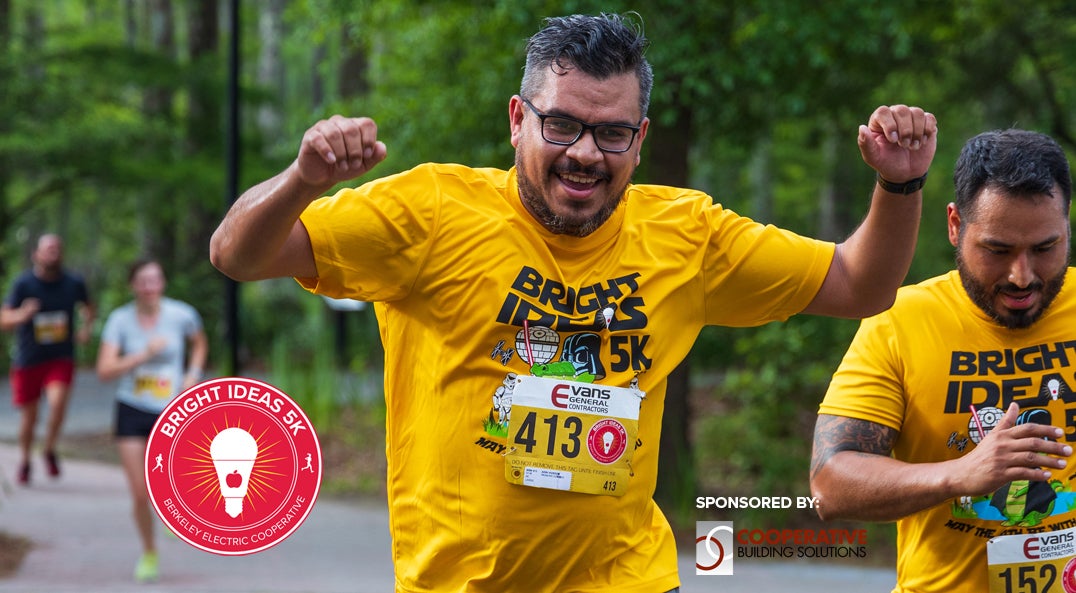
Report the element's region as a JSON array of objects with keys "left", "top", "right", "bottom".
[
  {"left": 331, "top": 18, "right": 372, "bottom": 366},
  {"left": 0, "top": 0, "right": 9, "bottom": 46},
  {"left": 311, "top": 44, "right": 326, "bottom": 111},
  {"left": 256, "top": 0, "right": 285, "bottom": 139},
  {"left": 816, "top": 128, "right": 839, "bottom": 242},
  {"left": 0, "top": 0, "right": 10, "bottom": 279},
  {"left": 747, "top": 134, "right": 774, "bottom": 223},
  {"left": 338, "top": 25, "right": 369, "bottom": 99},
  {"left": 141, "top": 0, "right": 175, "bottom": 258},
  {"left": 183, "top": 0, "right": 219, "bottom": 276},
  {"left": 643, "top": 98, "right": 697, "bottom": 517}
]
